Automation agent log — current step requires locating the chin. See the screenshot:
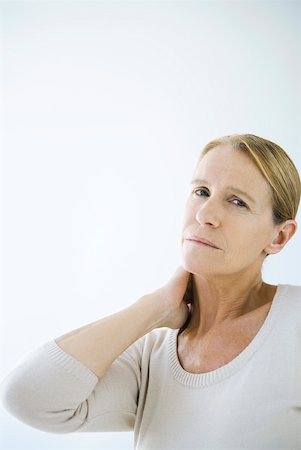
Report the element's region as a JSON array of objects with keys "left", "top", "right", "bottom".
[{"left": 181, "top": 257, "right": 218, "bottom": 274}]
